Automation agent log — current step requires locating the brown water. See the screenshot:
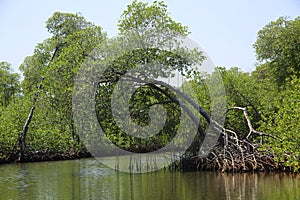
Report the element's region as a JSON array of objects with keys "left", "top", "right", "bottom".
[{"left": 0, "top": 158, "right": 299, "bottom": 200}]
